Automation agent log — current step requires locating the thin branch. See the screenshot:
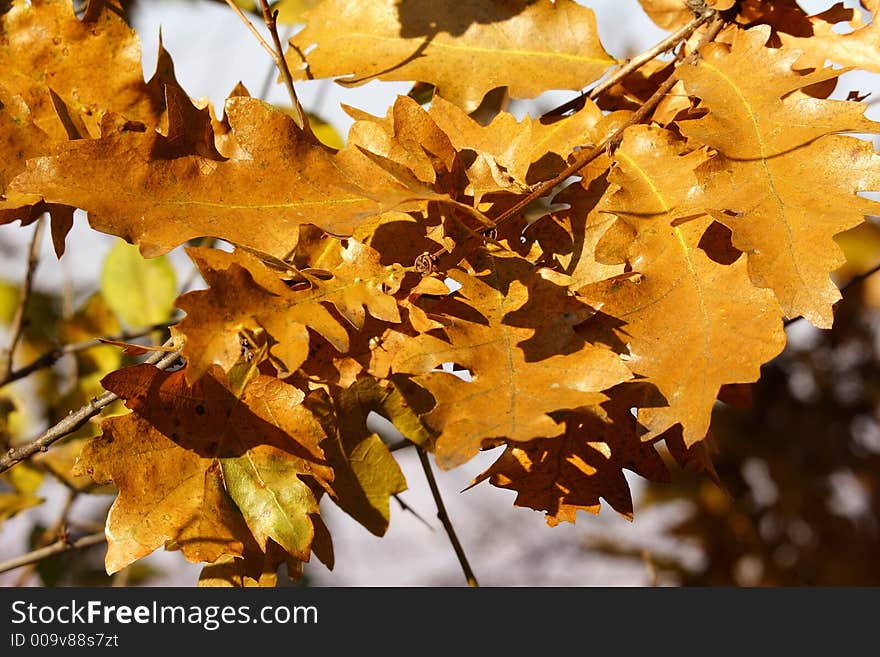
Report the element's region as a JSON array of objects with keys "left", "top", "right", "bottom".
[
  {"left": 13, "top": 489, "right": 77, "bottom": 586},
  {"left": 258, "top": 0, "right": 309, "bottom": 132},
  {"left": 0, "top": 532, "right": 105, "bottom": 575},
  {"left": 393, "top": 493, "right": 434, "bottom": 530},
  {"left": 784, "top": 261, "right": 880, "bottom": 327},
  {"left": 223, "top": 0, "right": 278, "bottom": 61},
  {"left": 416, "top": 448, "right": 479, "bottom": 587},
  {"left": 1, "top": 217, "right": 45, "bottom": 379},
  {"left": 487, "top": 15, "right": 724, "bottom": 232},
  {"left": 0, "top": 319, "right": 177, "bottom": 389},
  {"left": 544, "top": 10, "right": 714, "bottom": 118},
  {"left": 0, "top": 344, "right": 181, "bottom": 474}
]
